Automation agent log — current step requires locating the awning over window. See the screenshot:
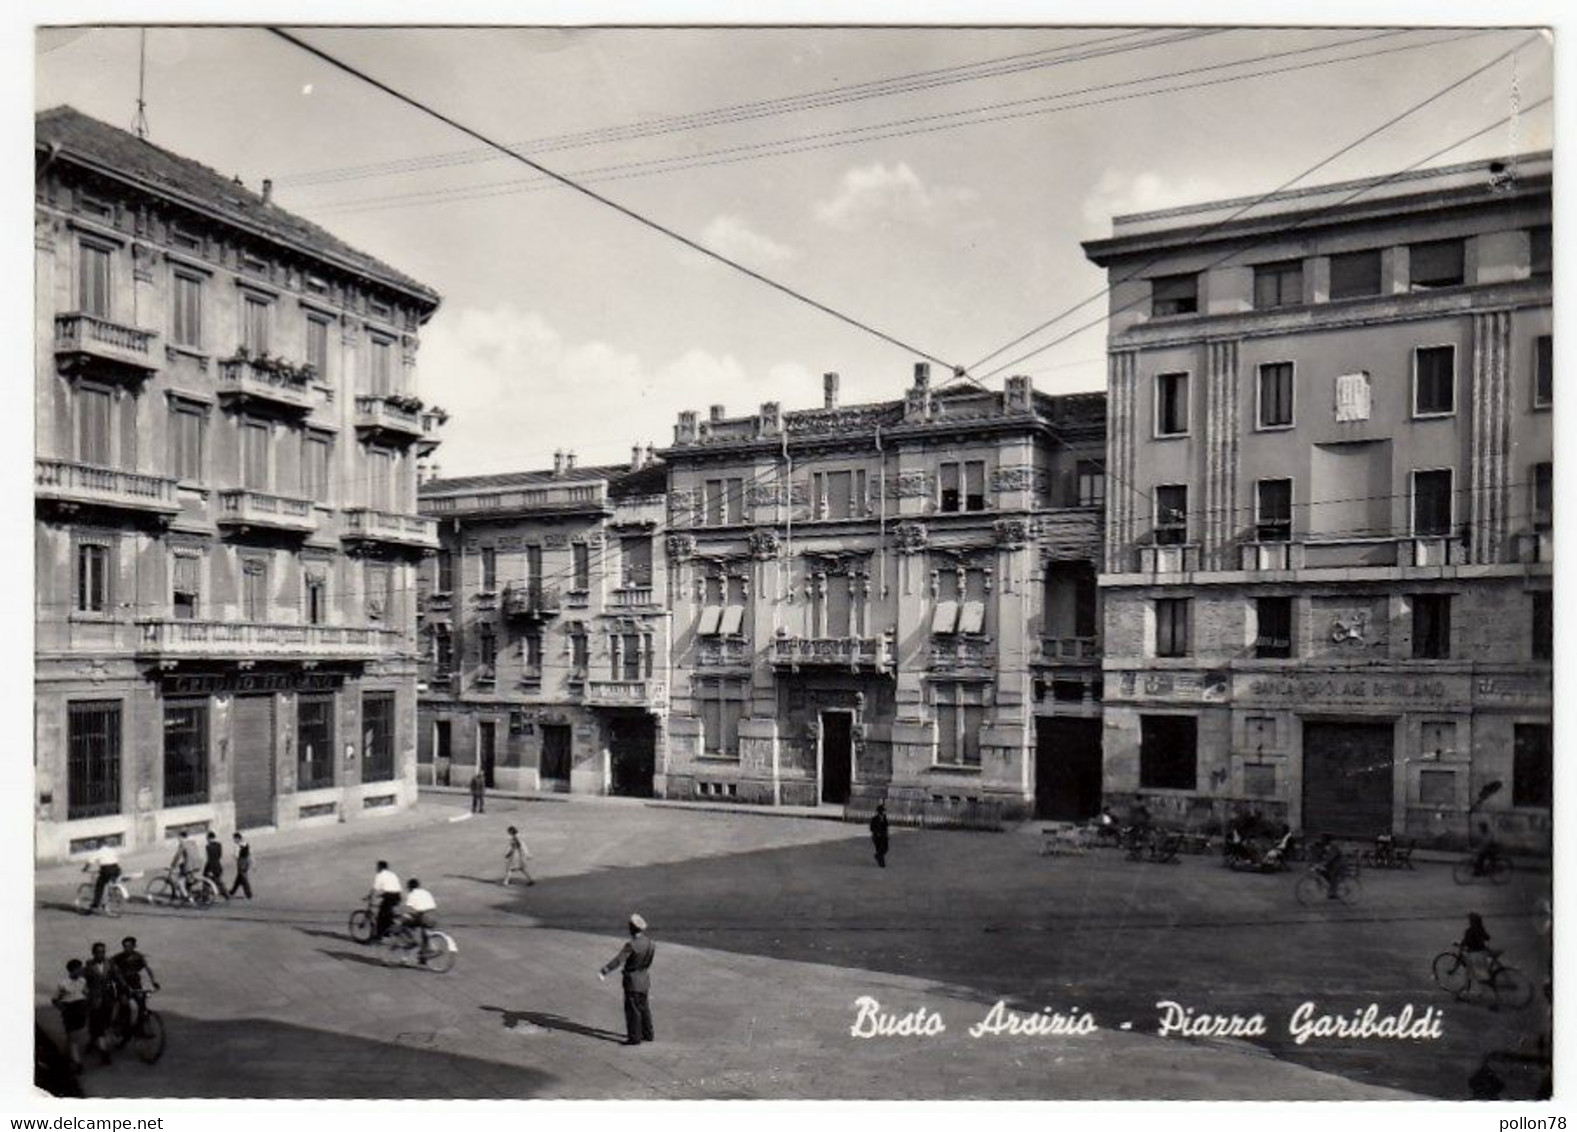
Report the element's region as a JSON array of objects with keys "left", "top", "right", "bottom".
[
  {"left": 957, "top": 600, "right": 985, "bottom": 635},
  {"left": 931, "top": 600, "right": 958, "bottom": 634},
  {"left": 697, "top": 605, "right": 723, "bottom": 636},
  {"left": 719, "top": 605, "right": 745, "bottom": 636}
]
